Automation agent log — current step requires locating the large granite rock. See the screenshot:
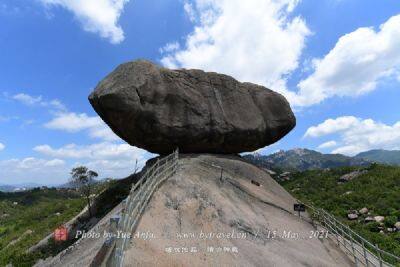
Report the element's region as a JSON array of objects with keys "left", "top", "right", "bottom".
[{"left": 89, "top": 60, "right": 295, "bottom": 154}]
